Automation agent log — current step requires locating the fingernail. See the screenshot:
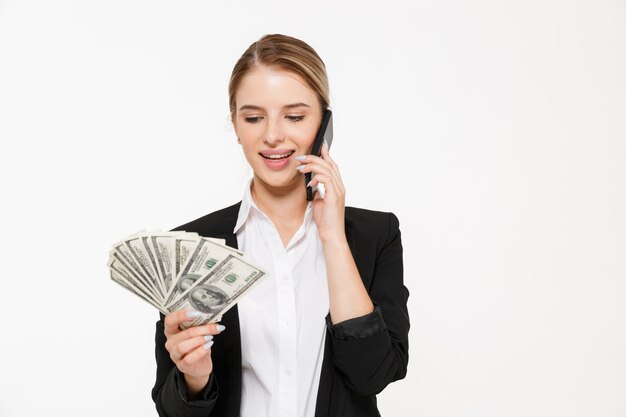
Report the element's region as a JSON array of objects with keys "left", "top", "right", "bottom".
[
  {"left": 204, "top": 335, "right": 214, "bottom": 342},
  {"left": 295, "top": 155, "right": 307, "bottom": 161},
  {"left": 216, "top": 324, "right": 226, "bottom": 332},
  {"left": 306, "top": 180, "right": 313, "bottom": 187},
  {"left": 203, "top": 341, "right": 214, "bottom": 350},
  {"left": 187, "top": 311, "right": 203, "bottom": 319},
  {"left": 296, "top": 165, "right": 305, "bottom": 171}
]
